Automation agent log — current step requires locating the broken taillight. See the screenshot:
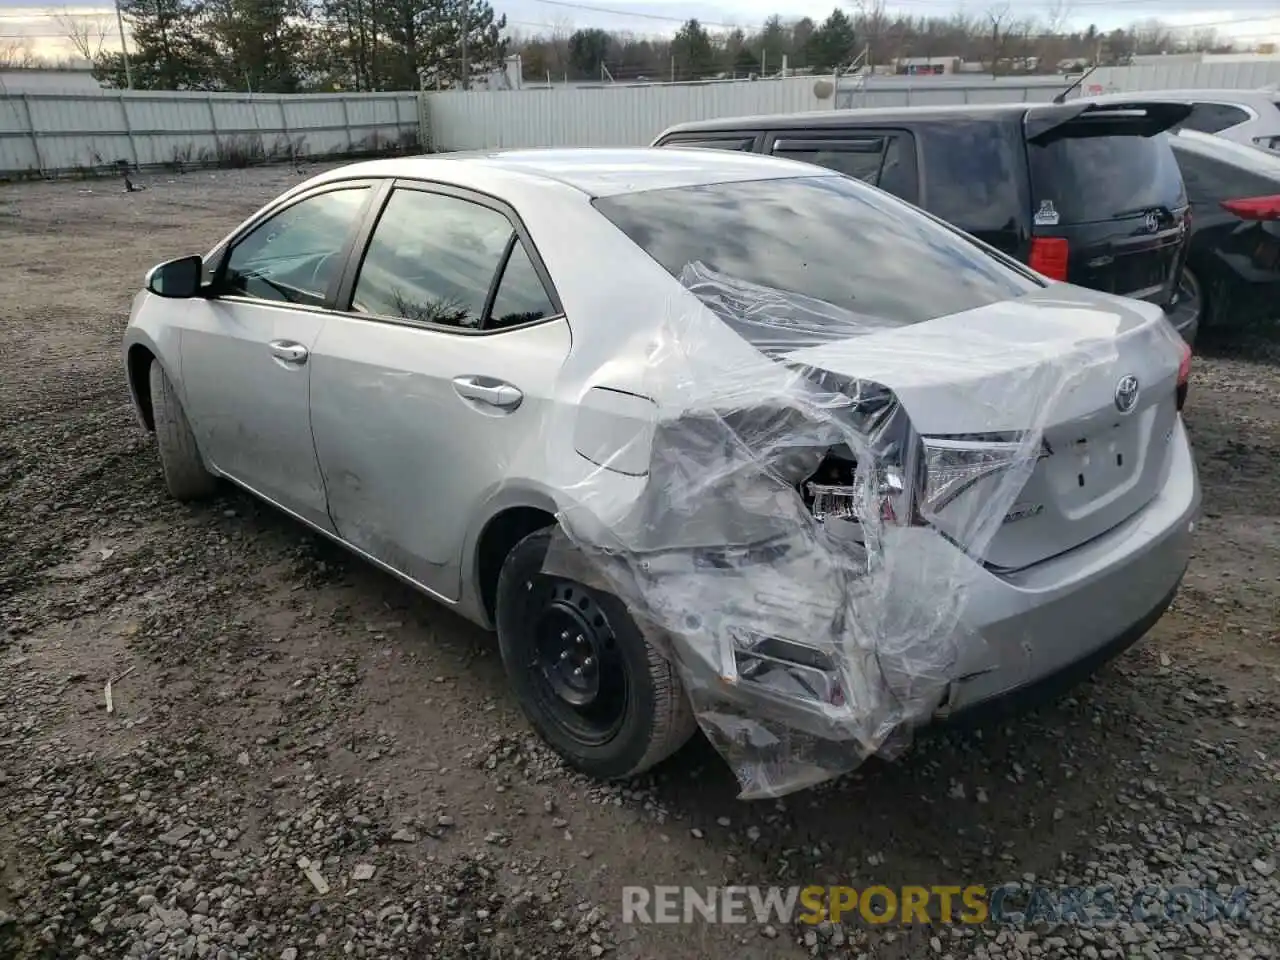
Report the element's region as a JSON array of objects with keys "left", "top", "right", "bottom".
[
  {"left": 1176, "top": 340, "right": 1192, "bottom": 413},
  {"left": 1028, "top": 237, "right": 1070, "bottom": 281},
  {"left": 1220, "top": 195, "right": 1280, "bottom": 221}
]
